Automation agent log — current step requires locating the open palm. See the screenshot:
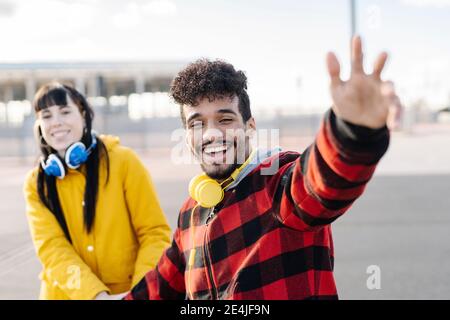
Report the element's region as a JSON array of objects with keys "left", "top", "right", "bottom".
[{"left": 327, "top": 36, "right": 394, "bottom": 129}]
